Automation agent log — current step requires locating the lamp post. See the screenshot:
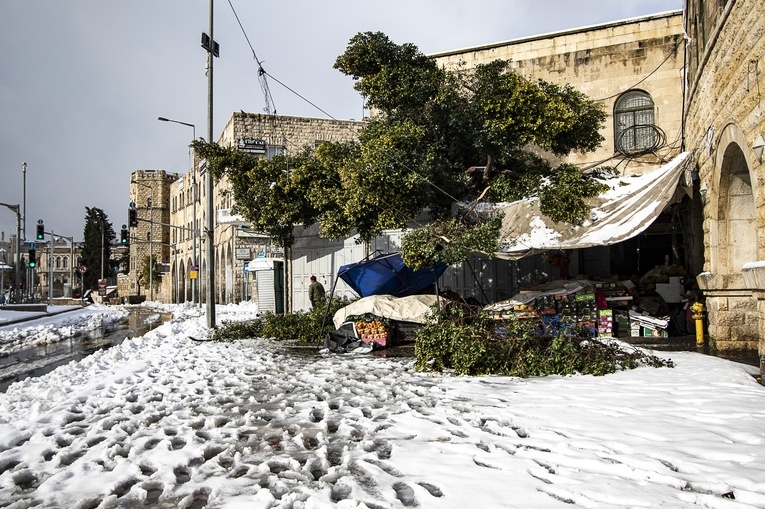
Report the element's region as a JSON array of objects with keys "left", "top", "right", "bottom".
[
  {"left": 131, "top": 179, "right": 155, "bottom": 301},
  {"left": 158, "top": 116, "right": 199, "bottom": 306},
  {"left": 0, "top": 248, "right": 6, "bottom": 303},
  {"left": 22, "top": 162, "right": 27, "bottom": 301},
  {"left": 22, "top": 163, "right": 26, "bottom": 242}
]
